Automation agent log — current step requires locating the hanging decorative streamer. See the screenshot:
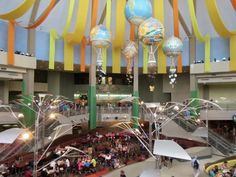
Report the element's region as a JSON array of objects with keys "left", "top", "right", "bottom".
[
  {"left": 153, "top": 0, "right": 166, "bottom": 73},
  {"left": 102, "top": 0, "right": 112, "bottom": 73},
  {"left": 7, "top": 21, "right": 15, "bottom": 65},
  {"left": 91, "top": 0, "right": 99, "bottom": 29},
  {"left": 65, "top": 0, "right": 90, "bottom": 44},
  {"left": 49, "top": 29, "right": 58, "bottom": 69},
  {"left": 173, "top": 0, "right": 182, "bottom": 73},
  {"left": 64, "top": 42, "right": 74, "bottom": 71},
  {"left": 80, "top": 37, "right": 87, "bottom": 72},
  {"left": 188, "top": 0, "right": 211, "bottom": 72},
  {"left": 143, "top": 45, "right": 148, "bottom": 74},
  {"left": 205, "top": 0, "right": 236, "bottom": 71},
  {"left": 0, "top": 0, "right": 36, "bottom": 20},
  {"left": 112, "top": 0, "right": 126, "bottom": 73},
  {"left": 61, "top": 0, "right": 75, "bottom": 37},
  {"left": 17, "top": 0, "right": 58, "bottom": 29},
  {"left": 64, "top": 0, "right": 90, "bottom": 70},
  {"left": 231, "top": 0, "right": 236, "bottom": 11},
  {"left": 130, "top": 24, "right": 136, "bottom": 42},
  {"left": 48, "top": 0, "right": 75, "bottom": 70},
  {"left": 83, "top": 0, "right": 98, "bottom": 72}
]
